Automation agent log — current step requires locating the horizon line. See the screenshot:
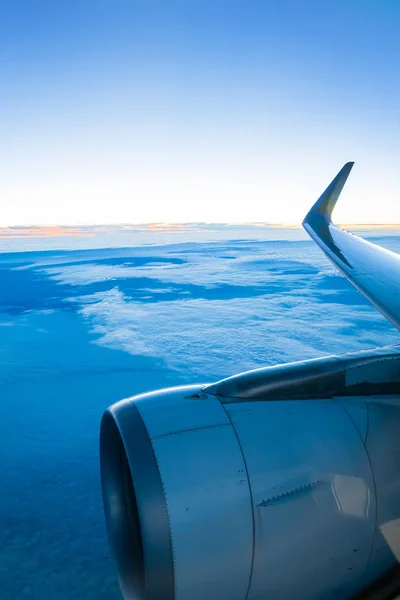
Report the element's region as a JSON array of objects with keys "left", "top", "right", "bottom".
[{"left": 1, "top": 221, "right": 400, "bottom": 239}]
